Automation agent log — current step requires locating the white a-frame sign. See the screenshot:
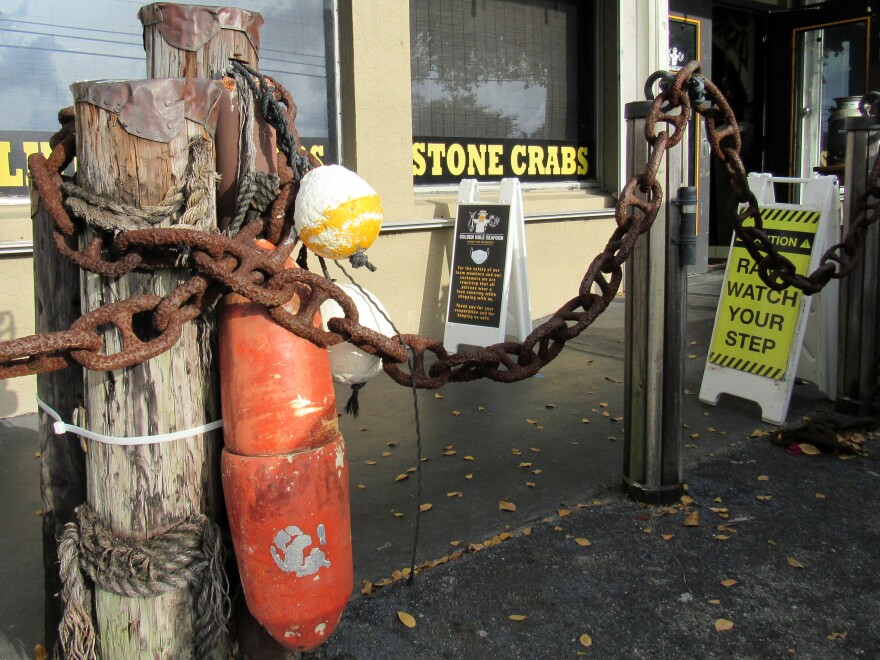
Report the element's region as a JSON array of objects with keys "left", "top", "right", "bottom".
[
  {"left": 443, "top": 178, "right": 532, "bottom": 353},
  {"left": 699, "top": 174, "right": 839, "bottom": 424}
]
